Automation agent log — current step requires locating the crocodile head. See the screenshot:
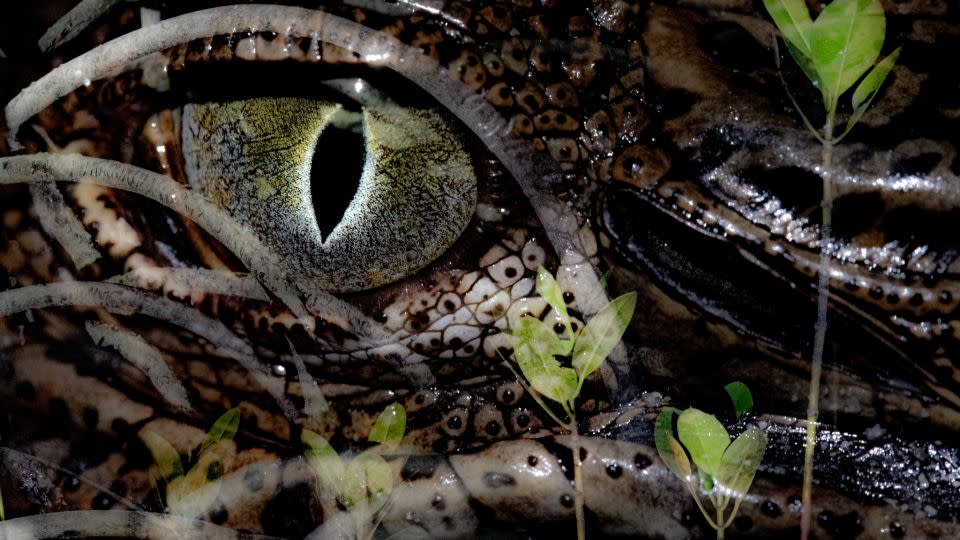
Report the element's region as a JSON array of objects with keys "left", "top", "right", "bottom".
[{"left": 0, "top": 1, "right": 958, "bottom": 538}]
